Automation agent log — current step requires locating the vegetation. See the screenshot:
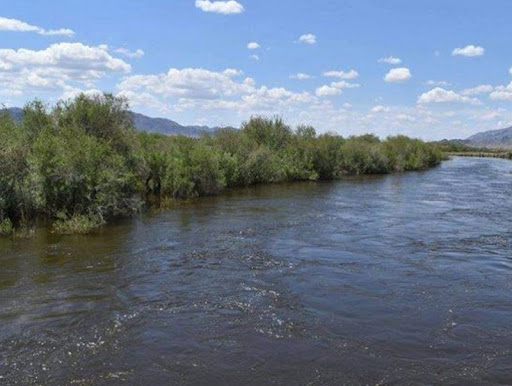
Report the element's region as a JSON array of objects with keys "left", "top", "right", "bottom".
[
  {"left": 434, "top": 139, "right": 512, "bottom": 160},
  {"left": 0, "top": 94, "right": 445, "bottom": 235}
]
